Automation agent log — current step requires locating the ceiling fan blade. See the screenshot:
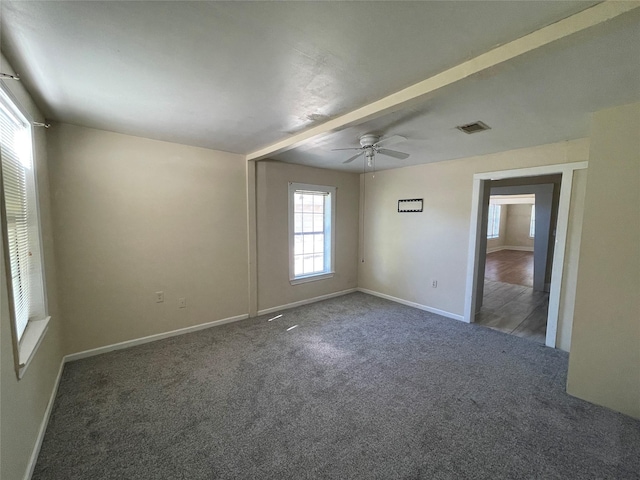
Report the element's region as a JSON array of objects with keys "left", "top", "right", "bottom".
[
  {"left": 376, "top": 135, "right": 407, "bottom": 148},
  {"left": 378, "top": 148, "right": 410, "bottom": 160},
  {"left": 332, "top": 147, "right": 362, "bottom": 152},
  {"left": 343, "top": 152, "right": 364, "bottom": 164}
]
